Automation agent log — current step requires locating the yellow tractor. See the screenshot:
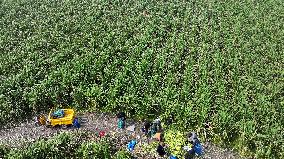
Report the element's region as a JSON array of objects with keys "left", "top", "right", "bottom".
[
  {"left": 47, "top": 108, "right": 75, "bottom": 128},
  {"left": 35, "top": 108, "right": 79, "bottom": 128}
]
